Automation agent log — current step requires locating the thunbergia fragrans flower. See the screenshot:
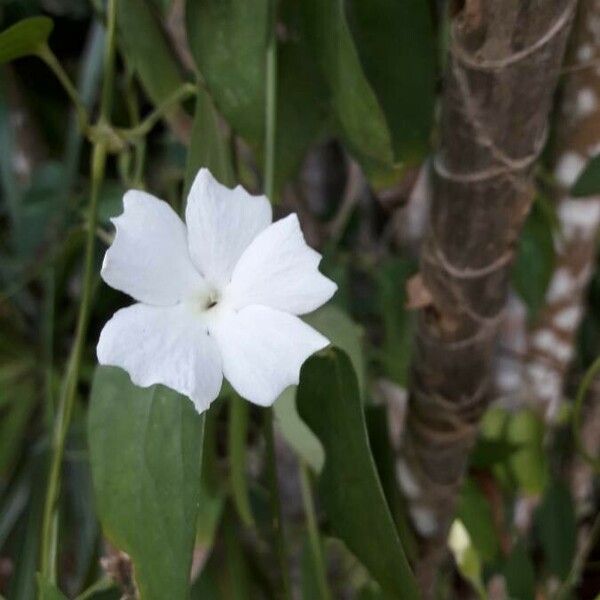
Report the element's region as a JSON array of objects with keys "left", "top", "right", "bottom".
[{"left": 97, "top": 169, "right": 337, "bottom": 414}]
